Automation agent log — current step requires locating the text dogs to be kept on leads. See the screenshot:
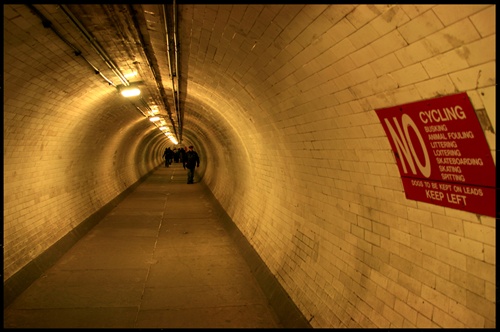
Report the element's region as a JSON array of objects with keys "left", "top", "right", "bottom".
[{"left": 375, "top": 92, "right": 496, "bottom": 217}]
